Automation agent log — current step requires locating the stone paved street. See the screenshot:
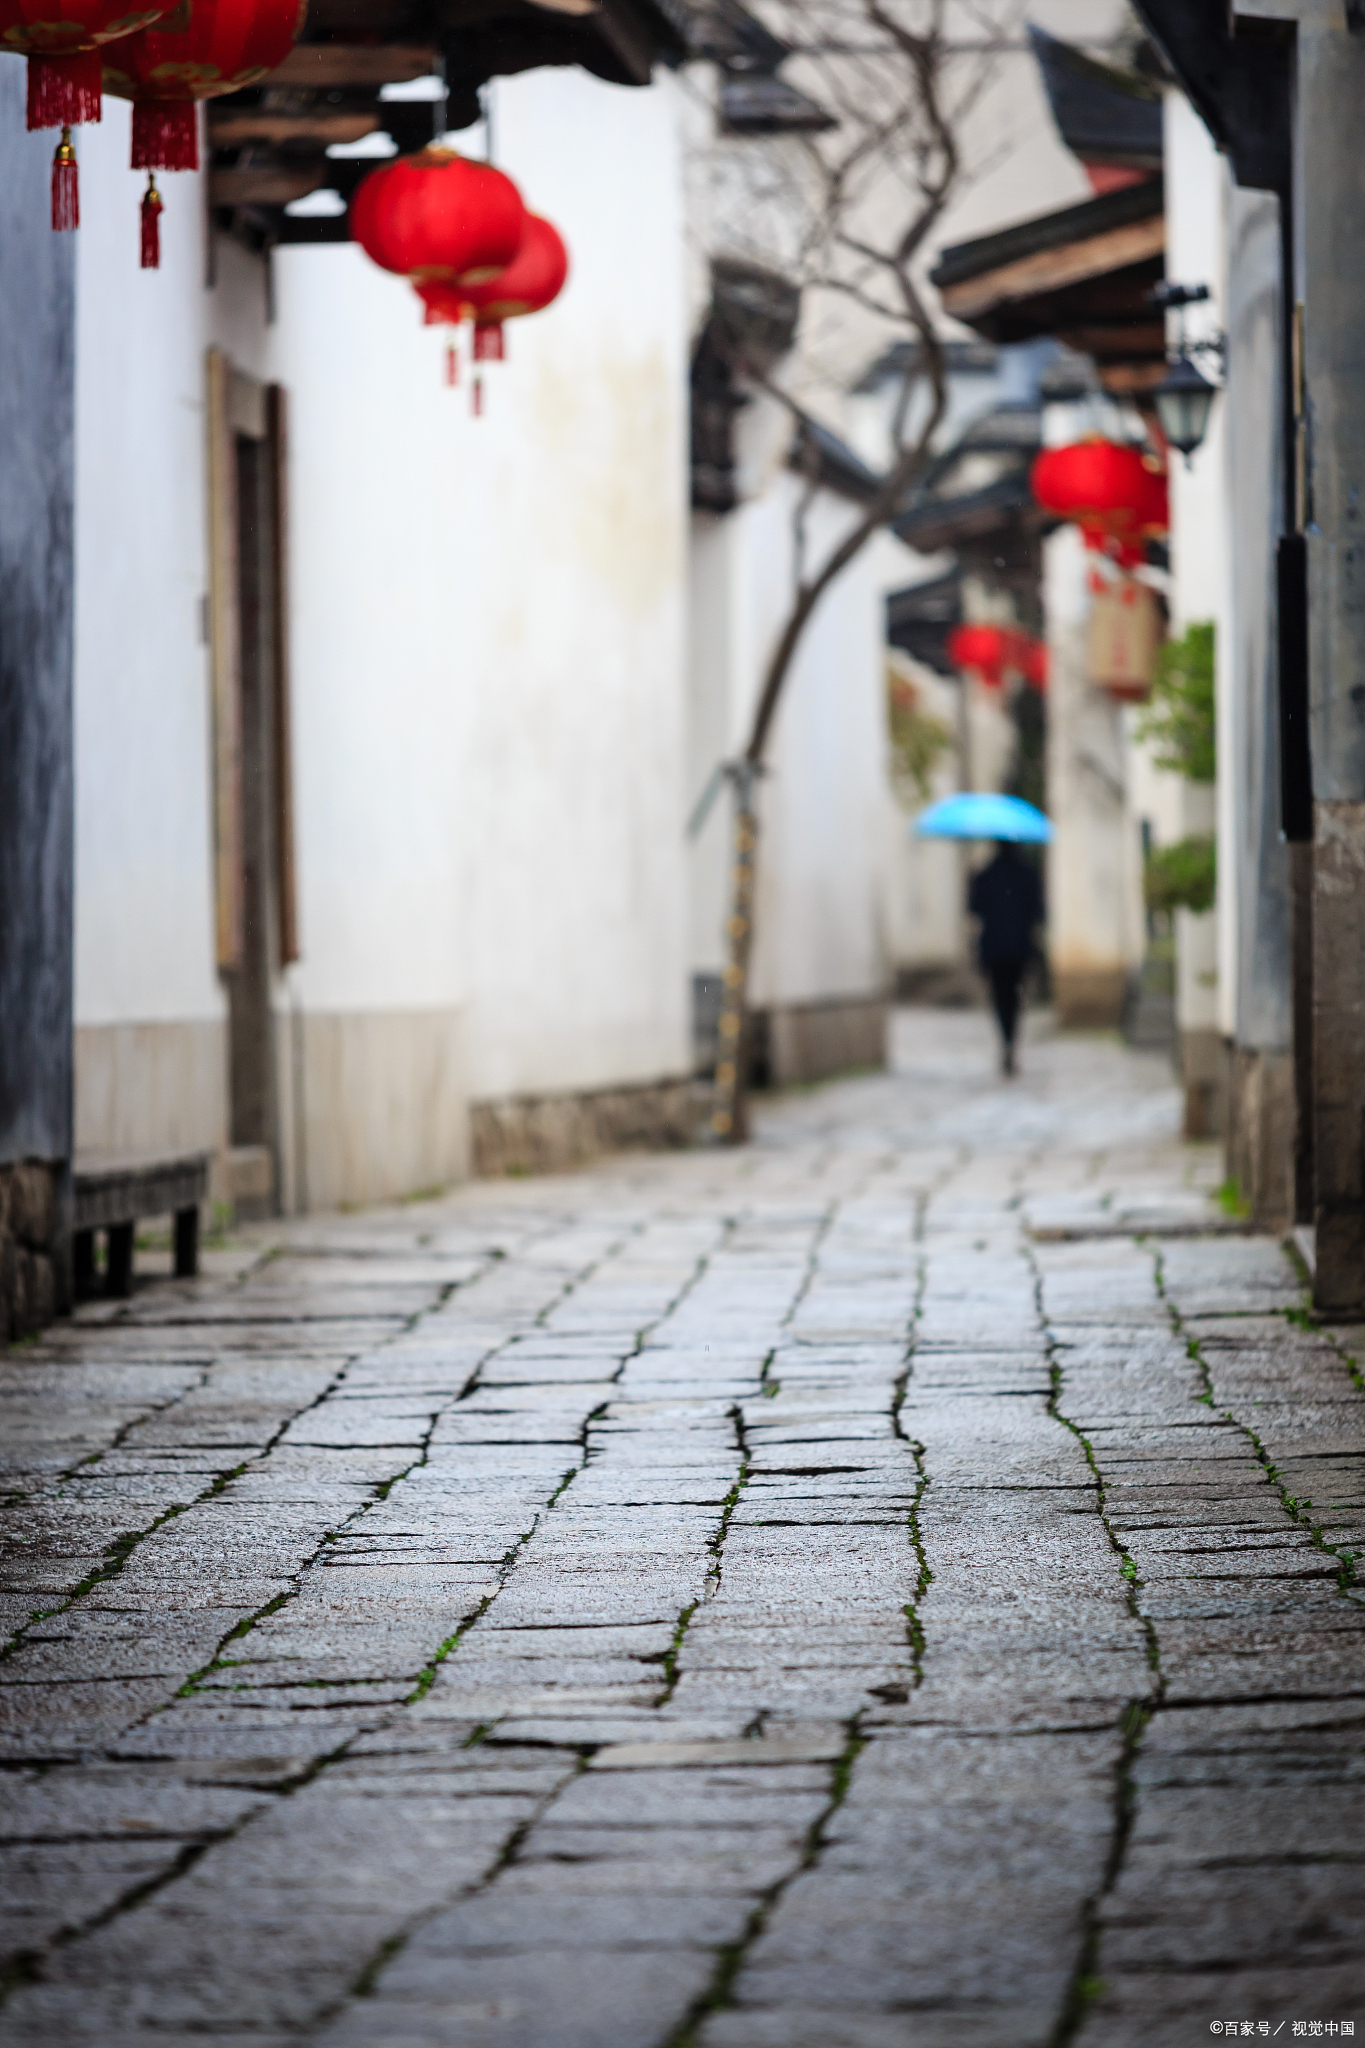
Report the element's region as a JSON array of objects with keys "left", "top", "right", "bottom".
[{"left": 1, "top": 1010, "right": 1362, "bottom": 2048}]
